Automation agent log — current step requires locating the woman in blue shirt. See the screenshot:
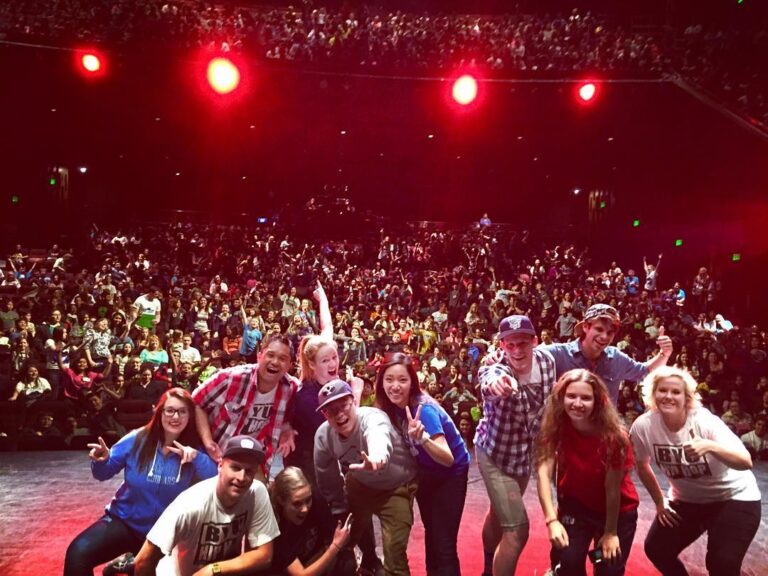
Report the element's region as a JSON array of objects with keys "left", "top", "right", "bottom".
[
  {"left": 64, "top": 387, "right": 217, "bottom": 576},
  {"left": 376, "top": 353, "right": 470, "bottom": 576}
]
